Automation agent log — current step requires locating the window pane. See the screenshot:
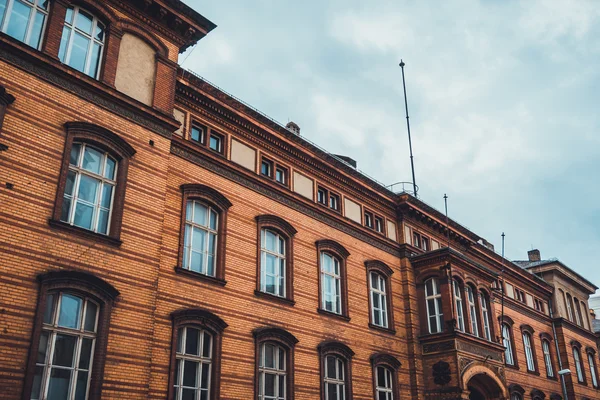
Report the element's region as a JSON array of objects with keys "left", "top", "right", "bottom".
[
  {"left": 97, "top": 209, "right": 109, "bottom": 234},
  {"left": 78, "top": 338, "right": 93, "bottom": 369},
  {"left": 73, "top": 201, "right": 94, "bottom": 229},
  {"left": 192, "top": 227, "right": 206, "bottom": 252},
  {"left": 82, "top": 146, "right": 102, "bottom": 174},
  {"left": 58, "top": 26, "right": 71, "bottom": 62},
  {"left": 327, "top": 383, "right": 338, "bottom": 400},
  {"left": 209, "top": 209, "right": 217, "bottom": 230},
  {"left": 43, "top": 293, "right": 55, "bottom": 324},
  {"left": 264, "top": 230, "right": 277, "bottom": 252},
  {"left": 37, "top": 331, "right": 49, "bottom": 363},
  {"left": 69, "top": 32, "right": 90, "bottom": 73},
  {"left": 31, "top": 366, "right": 44, "bottom": 400},
  {"left": 279, "top": 375, "right": 285, "bottom": 397},
  {"left": 265, "top": 253, "right": 276, "bottom": 275},
  {"left": 0, "top": 0, "right": 6, "bottom": 27},
  {"left": 75, "top": 9, "right": 93, "bottom": 34},
  {"left": 64, "top": 7, "right": 73, "bottom": 24},
  {"left": 190, "top": 251, "right": 203, "bottom": 273},
  {"left": 47, "top": 368, "right": 72, "bottom": 400},
  {"left": 74, "top": 371, "right": 88, "bottom": 400},
  {"left": 322, "top": 253, "right": 332, "bottom": 273},
  {"left": 84, "top": 302, "right": 97, "bottom": 332},
  {"left": 100, "top": 184, "right": 113, "bottom": 208},
  {"left": 88, "top": 42, "right": 101, "bottom": 78},
  {"left": 209, "top": 135, "right": 220, "bottom": 151},
  {"left": 182, "top": 360, "right": 198, "bottom": 387},
  {"left": 52, "top": 334, "right": 77, "bottom": 367},
  {"left": 95, "top": 22, "right": 104, "bottom": 41},
  {"left": 185, "top": 328, "right": 200, "bottom": 356},
  {"left": 265, "top": 274, "right": 276, "bottom": 294},
  {"left": 200, "top": 363, "right": 210, "bottom": 389},
  {"left": 5, "top": 0, "right": 31, "bottom": 43},
  {"left": 264, "top": 344, "right": 275, "bottom": 368},
  {"left": 104, "top": 157, "right": 116, "bottom": 180},
  {"left": 193, "top": 202, "right": 207, "bottom": 226},
  {"left": 182, "top": 388, "right": 196, "bottom": 400},
  {"left": 58, "top": 294, "right": 82, "bottom": 329},
  {"left": 264, "top": 373, "right": 275, "bottom": 396},
  {"left": 326, "top": 356, "right": 336, "bottom": 378},
  {"left": 377, "top": 366, "right": 386, "bottom": 386},
  {"left": 191, "top": 126, "right": 202, "bottom": 142},
  {"left": 77, "top": 174, "right": 99, "bottom": 203},
  {"left": 202, "top": 332, "right": 211, "bottom": 358},
  {"left": 29, "top": 10, "right": 45, "bottom": 48}
]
